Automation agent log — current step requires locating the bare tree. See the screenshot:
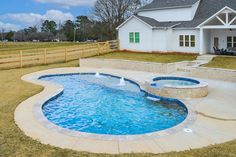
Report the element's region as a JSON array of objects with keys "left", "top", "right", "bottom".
[
  {"left": 94, "top": 0, "right": 151, "bottom": 39},
  {"left": 140, "top": 0, "right": 153, "bottom": 6},
  {"left": 94, "top": 0, "right": 141, "bottom": 25}
]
